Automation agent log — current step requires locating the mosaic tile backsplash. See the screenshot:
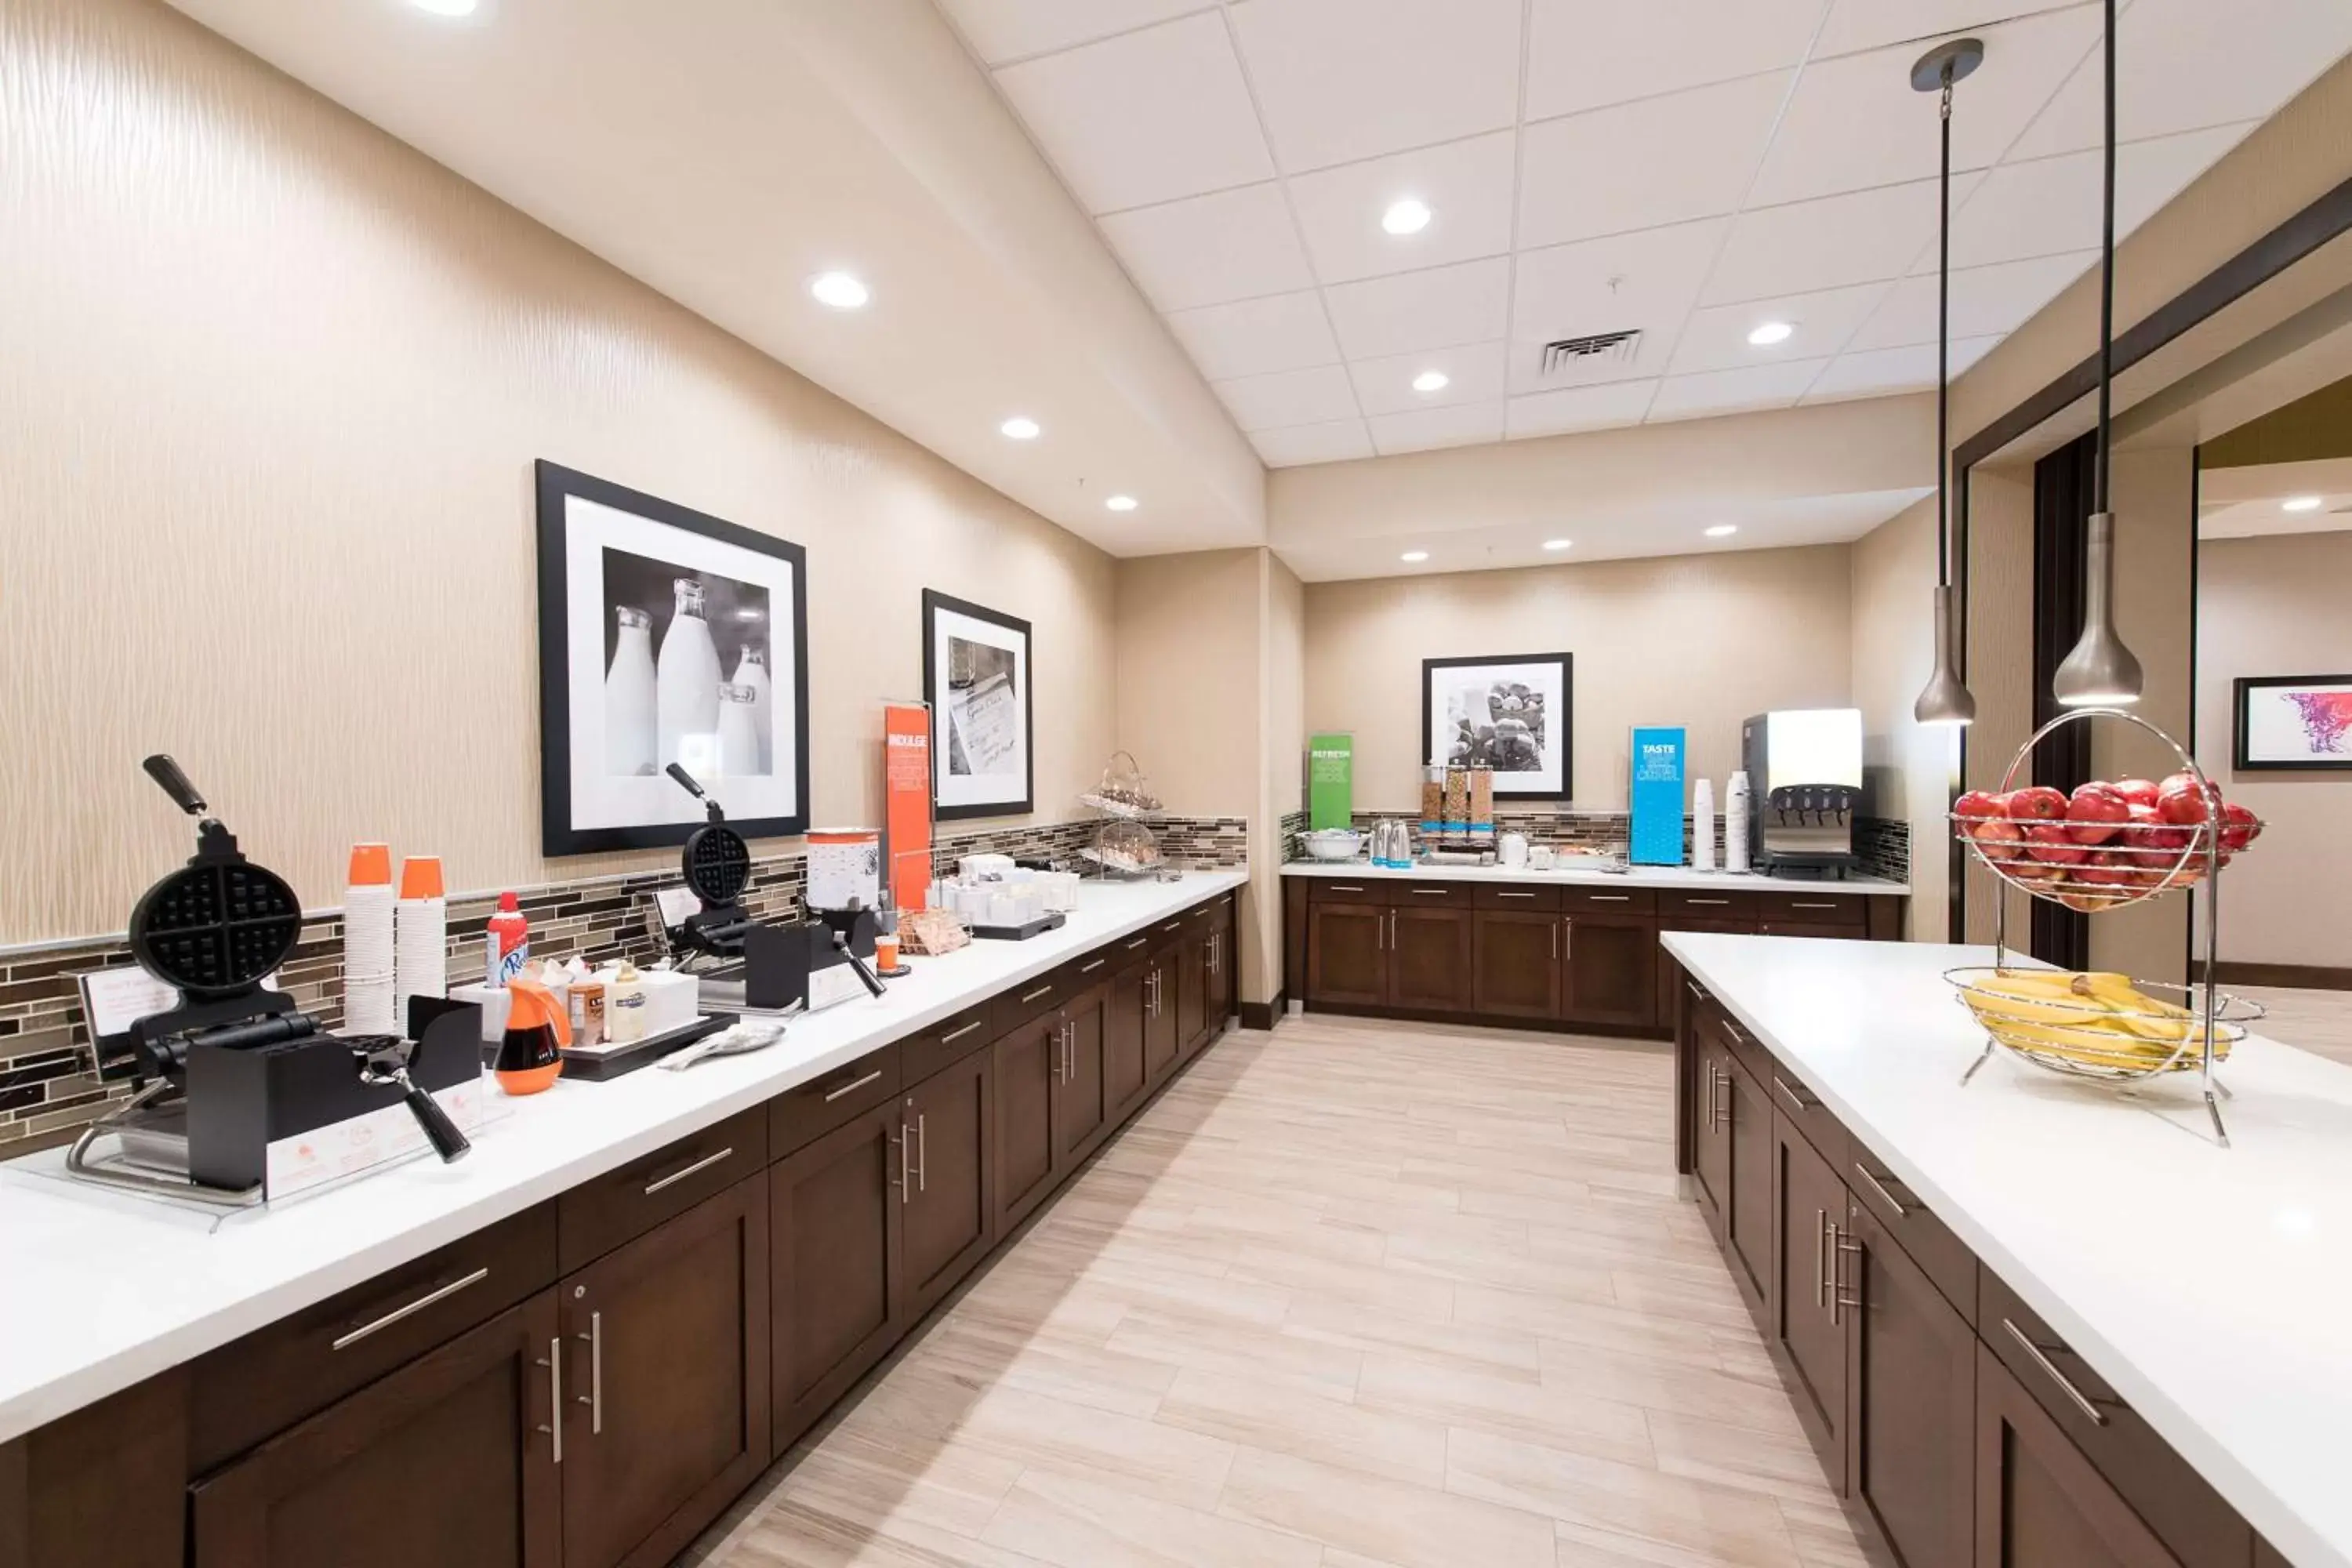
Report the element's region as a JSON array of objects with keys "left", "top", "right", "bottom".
[{"left": 0, "top": 815, "right": 1247, "bottom": 1152}]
